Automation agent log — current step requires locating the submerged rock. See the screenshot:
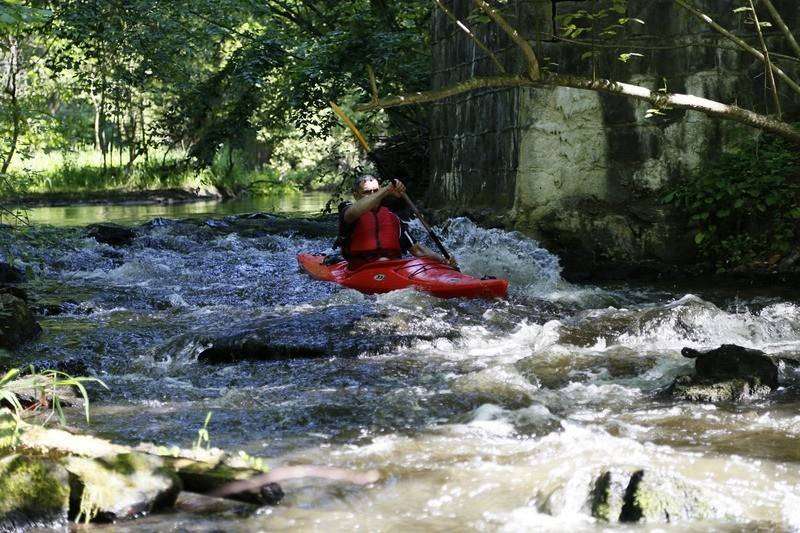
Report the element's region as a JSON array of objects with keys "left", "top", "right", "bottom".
[
  {"left": 591, "top": 469, "right": 713, "bottom": 523},
  {"left": 0, "top": 294, "right": 42, "bottom": 349},
  {"left": 0, "top": 454, "right": 71, "bottom": 530},
  {"left": 0, "top": 262, "right": 24, "bottom": 284},
  {"left": 670, "top": 344, "right": 781, "bottom": 402},
  {"left": 86, "top": 223, "right": 136, "bottom": 246},
  {"left": 195, "top": 305, "right": 424, "bottom": 363},
  {"left": 452, "top": 366, "right": 538, "bottom": 409},
  {"left": 224, "top": 213, "right": 336, "bottom": 239},
  {"left": 65, "top": 452, "right": 181, "bottom": 522},
  {"left": 139, "top": 213, "right": 337, "bottom": 241}
]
